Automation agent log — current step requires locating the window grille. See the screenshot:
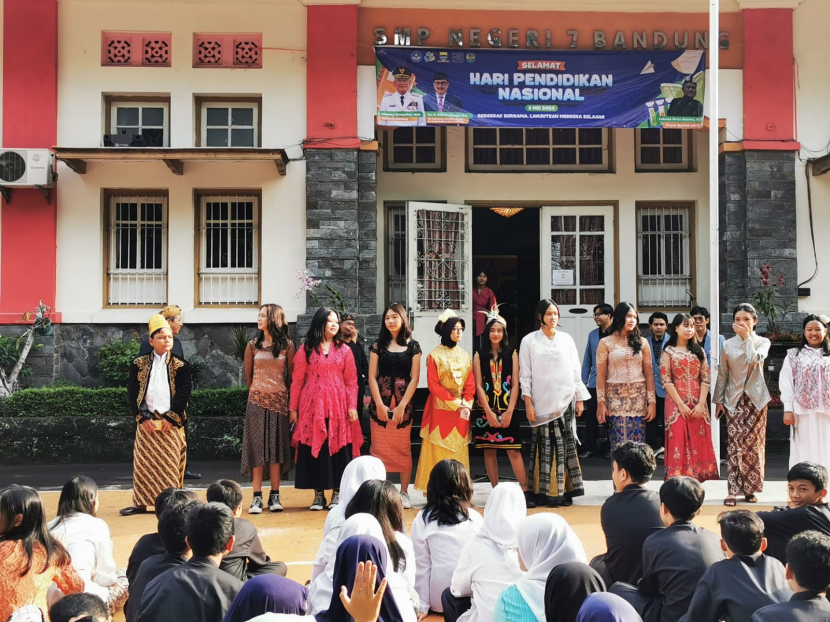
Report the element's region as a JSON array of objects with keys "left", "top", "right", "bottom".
[
  {"left": 101, "top": 32, "right": 172, "bottom": 67},
  {"left": 385, "top": 203, "right": 407, "bottom": 306},
  {"left": 637, "top": 204, "right": 693, "bottom": 308},
  {"left": 201, "top": 104, "right": 258, "bottom": 147},
  {"left": 106, "top": 194, "right": 168, "bottom": 306},
  {"left": 384, "top": 128, "right": 444, "bottom": 171},
  {"left": 636, "top": 129, "right": 690, "bottom": 171},
  {"left": 198, "top": 194, "right": 259, "bottom": 305},
  {"left": 468, "top": 127, "right": 609, "bottom": 171},
  {"left": 193, "top": 33, "right": 262, "bottom": 69}
]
